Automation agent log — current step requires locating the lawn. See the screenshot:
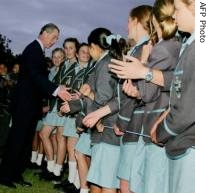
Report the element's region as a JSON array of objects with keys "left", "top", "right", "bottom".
[{"left": 0, "top": 169, "right": 58, "bottom": 193}]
